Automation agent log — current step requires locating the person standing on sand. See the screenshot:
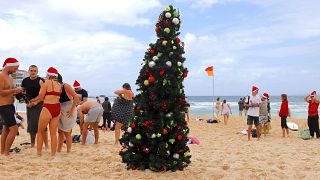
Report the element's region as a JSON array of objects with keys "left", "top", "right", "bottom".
[
  {"left": 0, "top": 58, "right": 24, "bottom": 156},
  {"left": 77, "top": 101, "right": 103, "bottom": 145},
  {"left": 216, "top": 97, "right": 221, "bottom": 117},
  {"left": 57, "top": 74, "right": 79, "bottom": 153},
  {"left": 279, "top": 94, "right": 290, "bottom": 138},
  {"left": 304, "top": 91, "right": 320, "bottom": 138},
  {"left": 73, "top": 80, "right": 88, "bottom": 133},
  {"left": 244, "top": 86, "right": 261, "bottom": 141},
  {"left": 112, "top": 83, "right": 134, "bottom": 144},
  {"left": 259, "top": 93, "right": 269, "bottom": 137},
  {"left": 21, "top": 65, "right": 48, "bottom": 148},
  {"left": 221, "top": 99, "right": 231, "bottom": 125},
  {"left": 101, "top": 97, "right": 112, "bottom": 130},
  {"left": 238, "top": 98, "right": 244, "bottom": 116}
]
